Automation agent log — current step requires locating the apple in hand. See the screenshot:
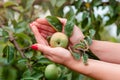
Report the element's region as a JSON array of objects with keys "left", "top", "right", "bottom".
[{"left": 50, "top": 32, "right": 68, "bottom": 48}]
